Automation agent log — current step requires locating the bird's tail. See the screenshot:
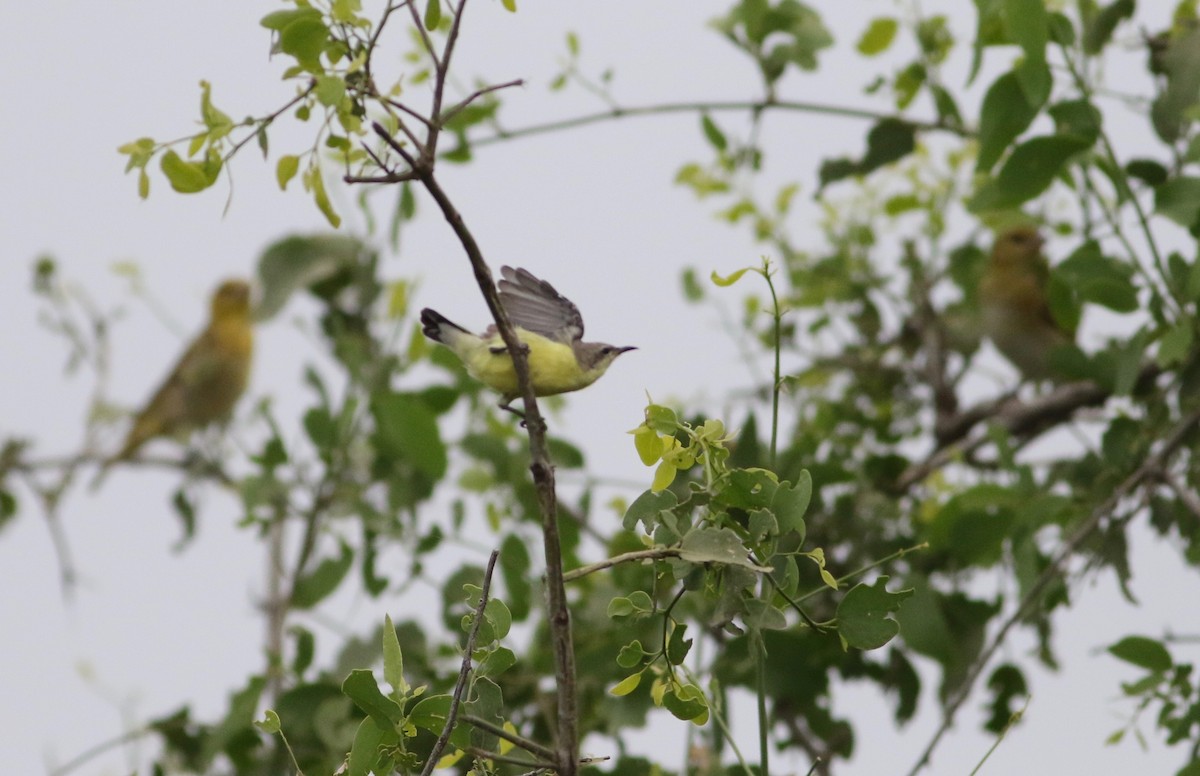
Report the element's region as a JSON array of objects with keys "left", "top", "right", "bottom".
[{"left": 420, "top": 309, "right": 470, "bottom": 344}]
